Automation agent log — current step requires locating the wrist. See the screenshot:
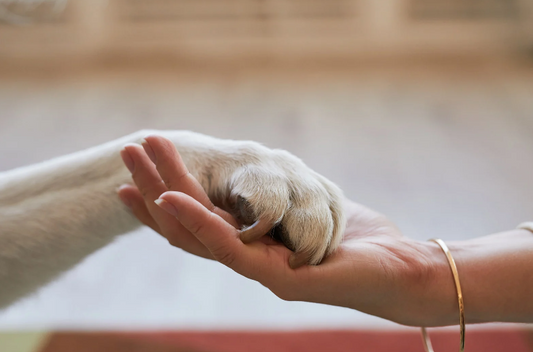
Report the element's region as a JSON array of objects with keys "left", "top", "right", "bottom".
[
  {"left": 379, "top": 239, "right": 459, "bottom": 327},
  {"left": 413, "top": 229, "right": 533, "bottom": 326},
  {"left": 406, "top": 240, "right": 460, "bottom": 327}
]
